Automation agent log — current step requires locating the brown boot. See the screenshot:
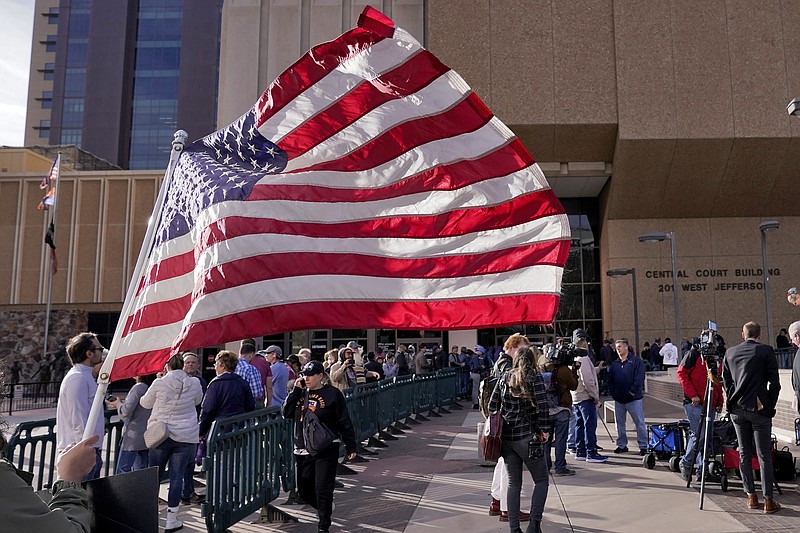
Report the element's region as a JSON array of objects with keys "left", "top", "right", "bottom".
[
  {"left": 764, "top": 498, "right": 781, "bottom": 514},
  {"left": 746, "top": 493, "right": 759, "bottom": 509},
  {"left": 489, "top": 497, "right": 500, "bottom": 516},
  {"left": 499, "top": 511, "right": 530, "bottom": 522}
]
